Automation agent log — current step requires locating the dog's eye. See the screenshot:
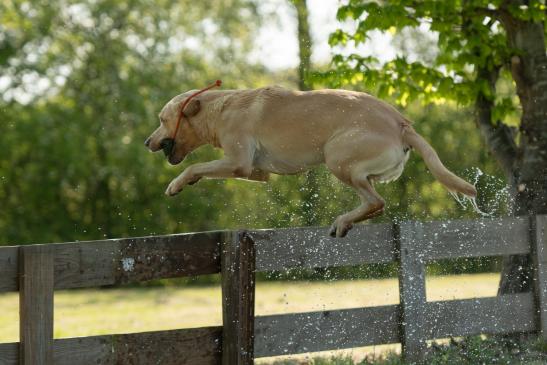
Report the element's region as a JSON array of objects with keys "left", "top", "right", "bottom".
[{"left": 159, "top": 117, "right": 165, "bottom": 124}]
